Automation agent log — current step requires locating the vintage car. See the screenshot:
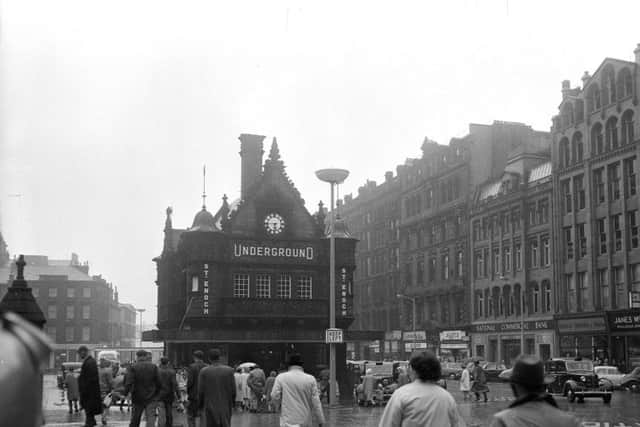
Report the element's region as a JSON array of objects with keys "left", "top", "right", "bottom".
[
  {"left": 544, "top": 358, "right": 613, "bottom": 403},
  {"left": 441, "top": 362, "right": 463, "bottom": 379},
  {"left": 482, "top": 362, "right": 508, "bottom": 382},
  {"left": 594, "top": 365, "right": 625, "bottom": 388},
  {"left": 620, "top": 367, "right": 640, "bottom": 392}
]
